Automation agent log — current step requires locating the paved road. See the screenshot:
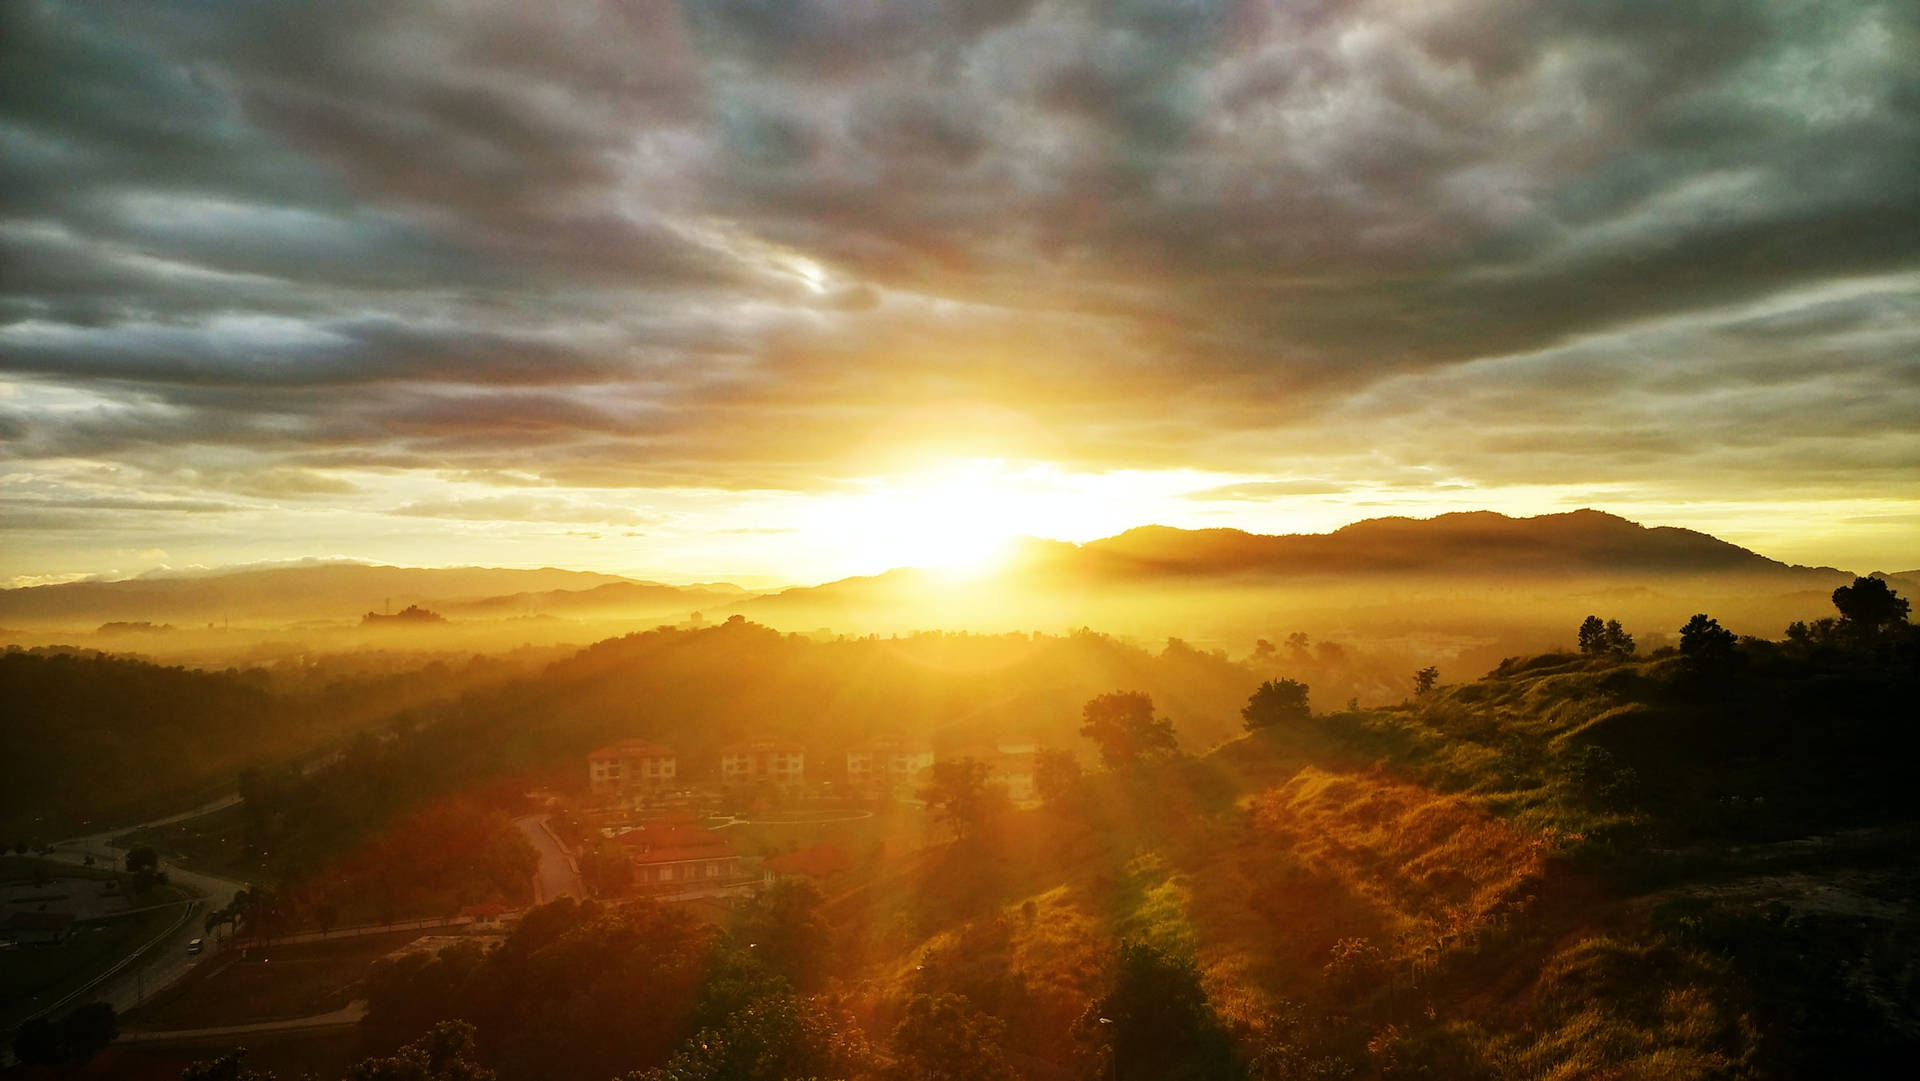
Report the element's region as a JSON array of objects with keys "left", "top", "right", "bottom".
[
  {"left": 515, "top": 815, "right": 583, "bottom": 906},
  {"left": 33, "top": 816, "right": 253, "bottom": 1022}
]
